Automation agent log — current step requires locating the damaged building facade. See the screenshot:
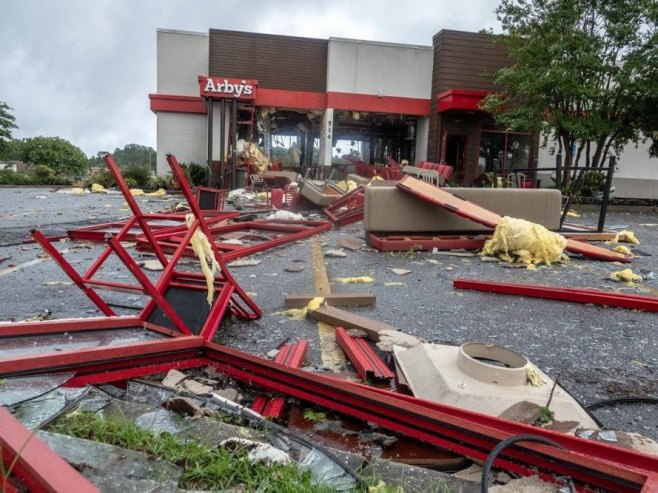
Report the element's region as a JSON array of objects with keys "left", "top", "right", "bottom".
[{"left": 151, "top": 28, "right": 657, "bottom": 198}]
